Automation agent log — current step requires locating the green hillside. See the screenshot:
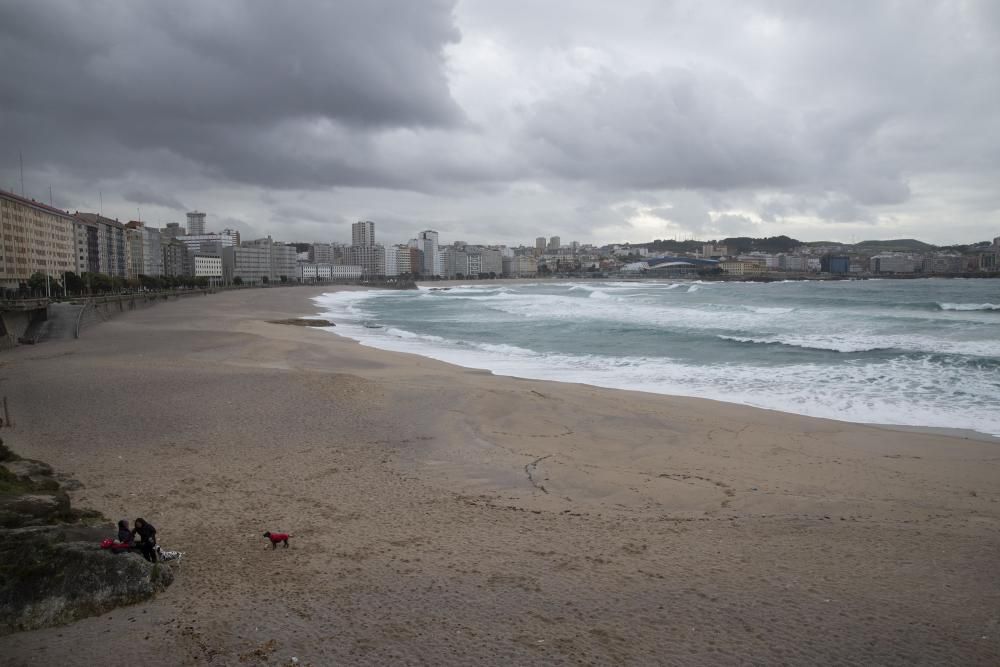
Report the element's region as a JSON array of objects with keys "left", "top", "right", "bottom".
[{"left": 851, "top": 239, "right": 937, "bottom": 253}]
